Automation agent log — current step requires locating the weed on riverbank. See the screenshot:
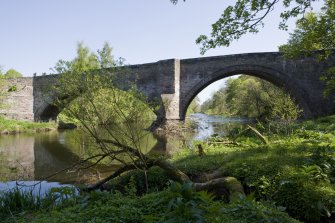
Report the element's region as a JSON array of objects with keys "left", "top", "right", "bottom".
[{"left": 0, "top": 116, "right": 56, "bottom": 134}]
